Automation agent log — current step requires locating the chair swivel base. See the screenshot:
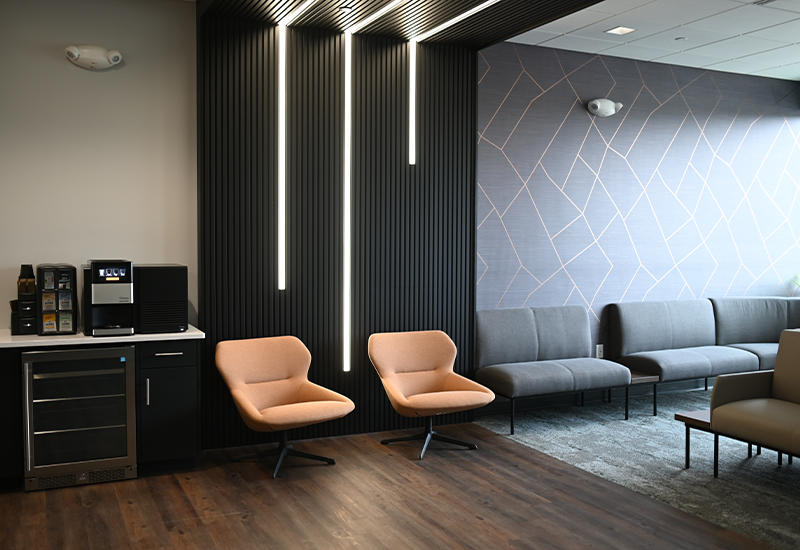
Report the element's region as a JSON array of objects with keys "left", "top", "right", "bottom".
[
  {"left": 234, "top": 431, "right": 335, "bottom": 478},
  {"left": 381, "top": 416, "right": 478, "bottom": 460}
]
